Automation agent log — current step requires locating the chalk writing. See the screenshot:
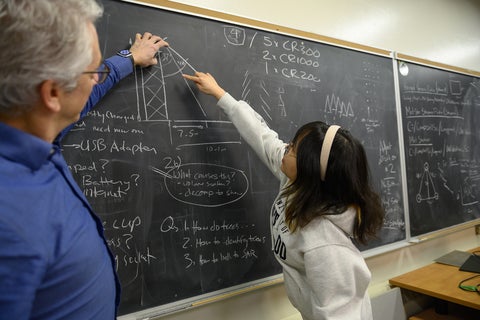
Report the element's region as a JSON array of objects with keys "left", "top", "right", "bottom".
[
  {"left": 159, "top": 215, "right": 266, "bottom": 269},
  {"left": 260, "top": 36, "right": 321, "bottom": 83}
]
